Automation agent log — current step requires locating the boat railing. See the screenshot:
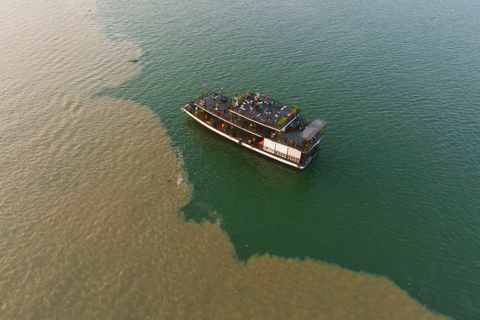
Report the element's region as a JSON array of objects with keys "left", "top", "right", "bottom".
[
  {"left": 189, "top": 101, "right": 314, "bottom": 153},
  {"left": 196, "top": 93, "right": 296, "bottom": 131},
  {"left": 186, "top": 104, "right": 314, "bottom": 166},
  {"left": 231, "top": 107, "right": 290, "bottom": 130},
  {"left": 192, "top": 99, "right": 269, "bottom": 131},
  {"left": 194, "top": 101, "right": 232, "bottom": 124}
]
